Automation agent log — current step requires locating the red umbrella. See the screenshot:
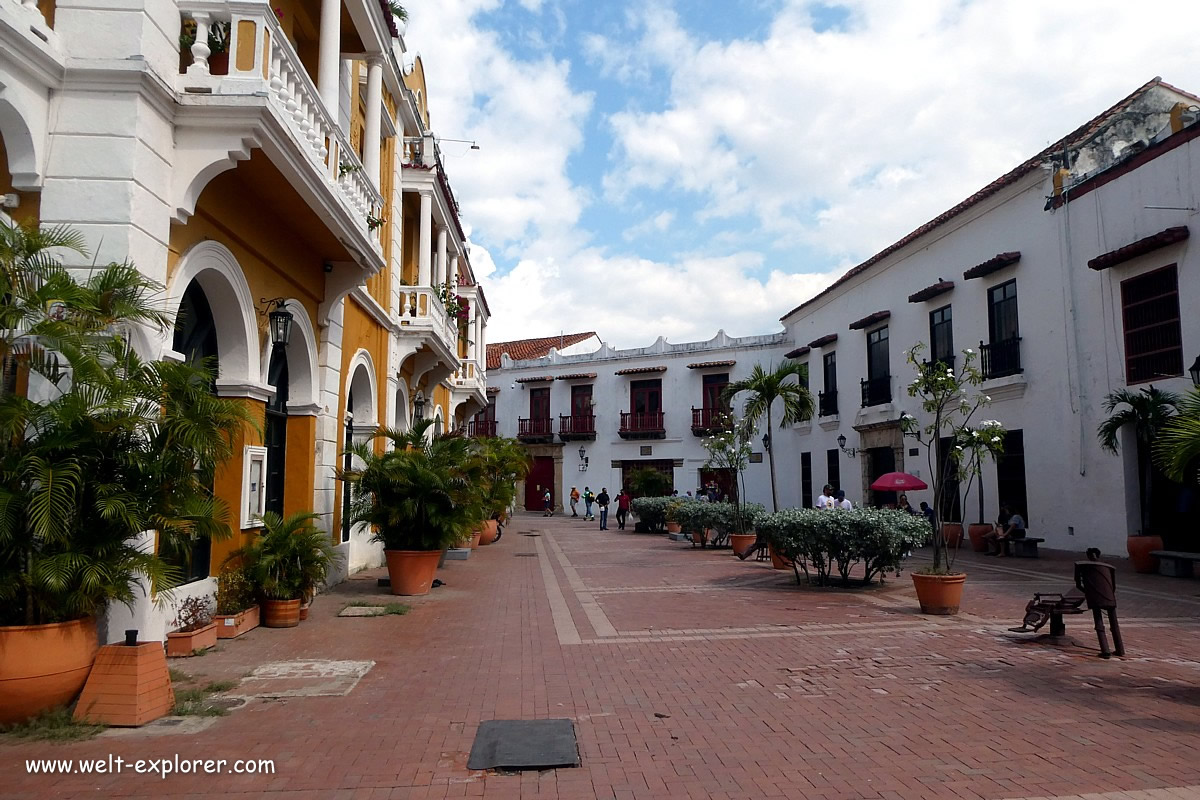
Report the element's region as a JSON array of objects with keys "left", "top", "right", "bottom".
[{"left": 870, "top": 472, "right": 928, "bottom": 491}]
